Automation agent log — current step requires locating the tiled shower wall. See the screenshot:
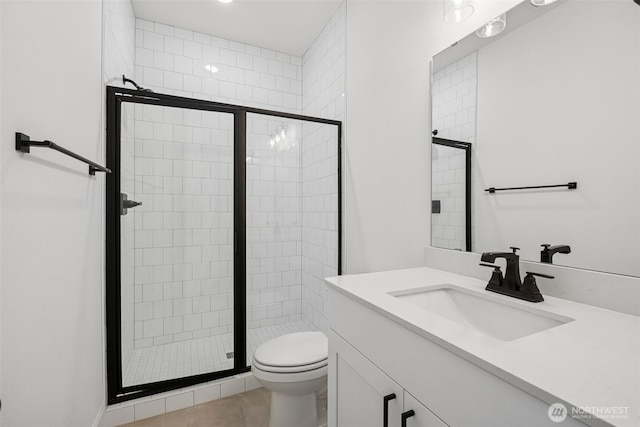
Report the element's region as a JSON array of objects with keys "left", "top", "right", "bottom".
[
  {"left": 431, "top": 52, "right": 477, "bottom": 143},
  {"left": 431, "top": 52, "right": 476, "bottom": 251},
  {"left": 132, "top": 18, "right": 307, "bottom": 346},
  {"left": 246, "top": 116, "right": 303, "bottom": 329},
  {"left": 134, "top": 19, "right": 301, "bottom": 113},
  {"left": 132, "top": 106, "right": 235, "bottom": 349},
  {"left": 124, "top": 7, "right": 343, "bottom": 352},
  {"left": 301, "top": 3, "right": 345, "bottom": 333}
]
